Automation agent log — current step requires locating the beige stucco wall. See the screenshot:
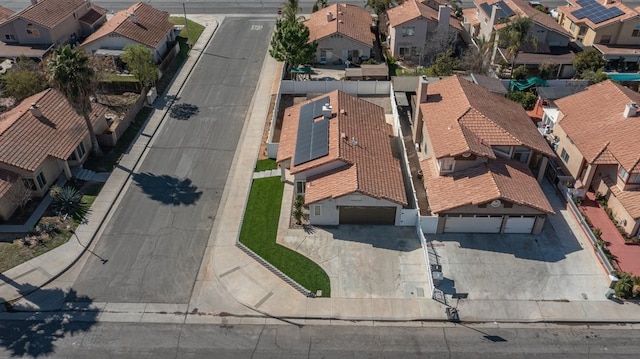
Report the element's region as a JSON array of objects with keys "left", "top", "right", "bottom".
[
  {"left": 0, "top": 19, "right": 52, "bottom": 45},
  {"left": 560, "top": 12, "right": 640, "bottom": 46},
  {"left": 388, "top": 17, "right": 433, "bottom": 59},
  {"left": 551, "top": 123, "right": 585, "bottom": 179},
  {"left": 316, "top": 35, "right": 372, "bottom": 64}
]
